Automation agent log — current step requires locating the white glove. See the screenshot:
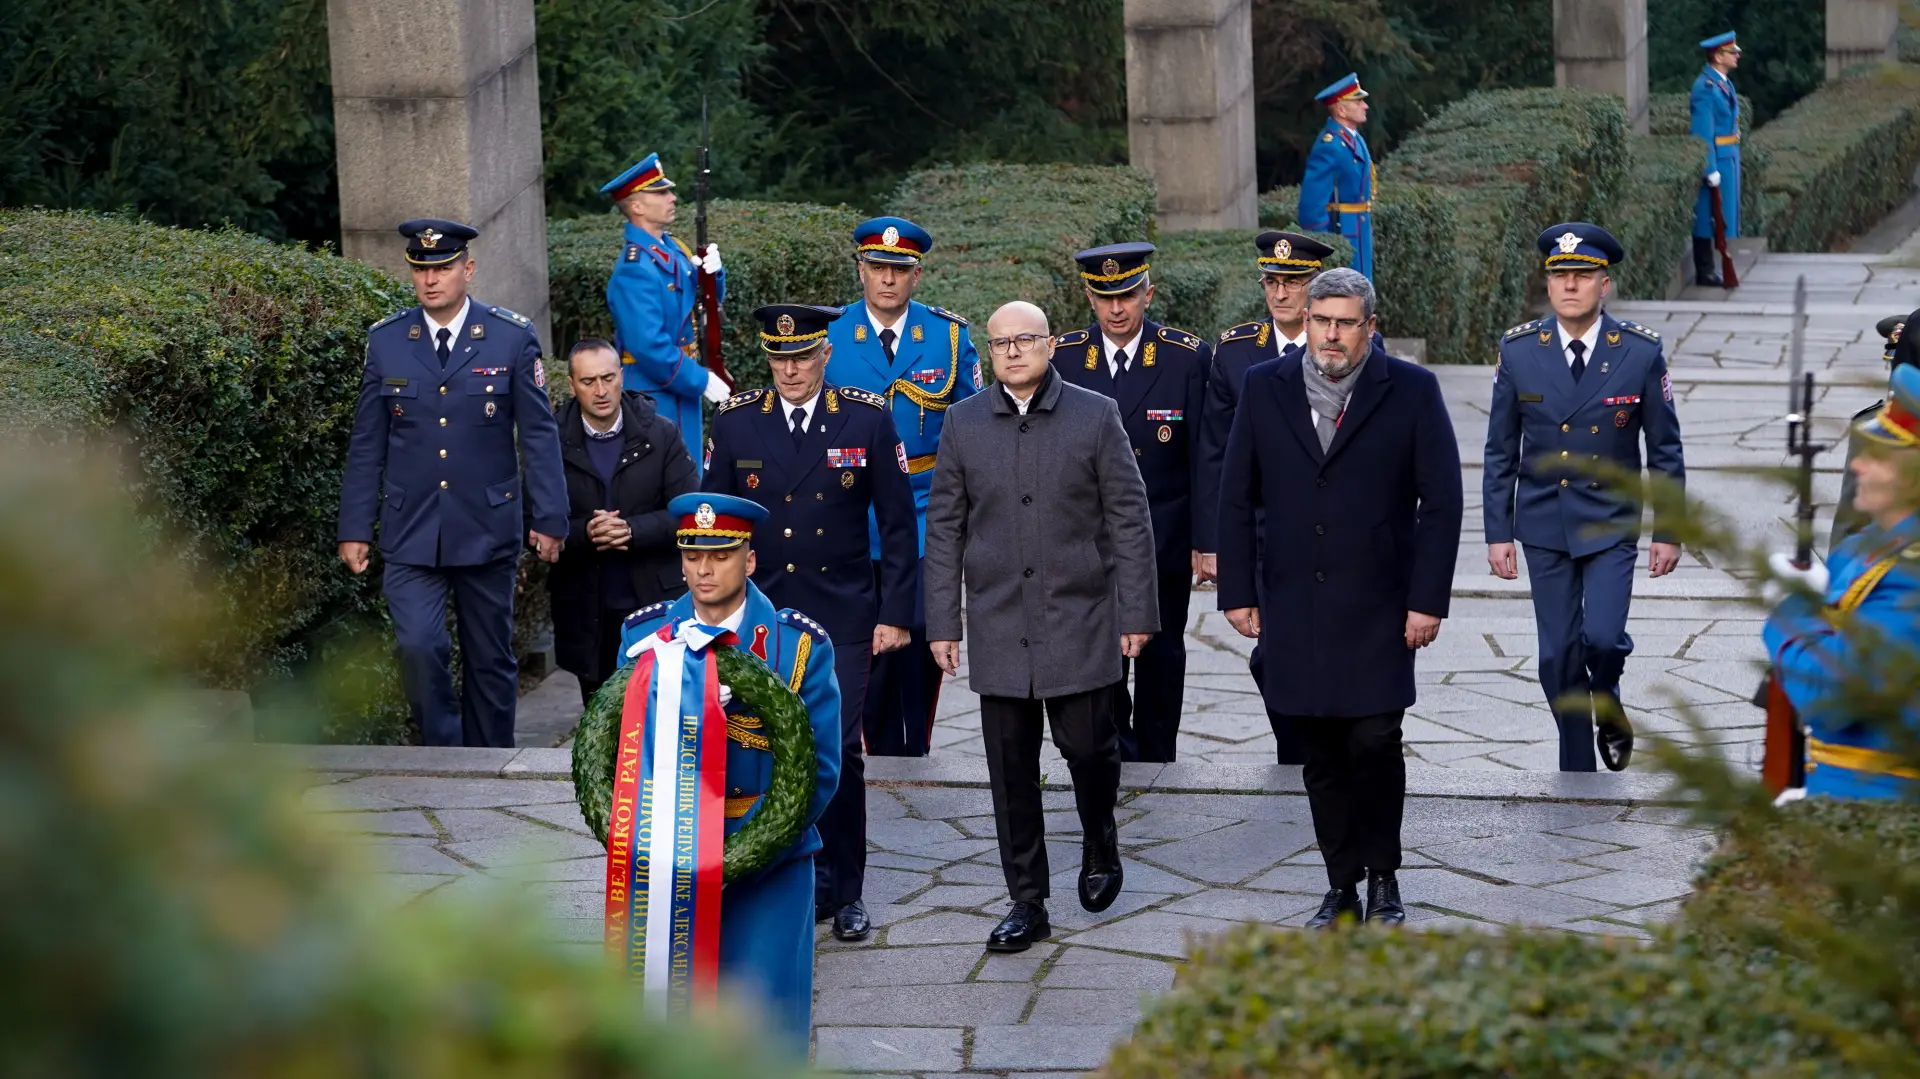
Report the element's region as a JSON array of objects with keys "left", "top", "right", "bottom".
[
  {"left": 703, "top": 371, "right": 731, "bottom": 404},
  {"left": 1706, "top": 171, "right": 1722, "bottom": 188},
  {"left": 1773, "top": 786, "right": 1808, "bottom": 809},
  {"left": 1764, "top": 551, "right": 1829, "bottom": 605},
  {"left": 699, "top": 243, "right": 722, "bottom": 275},
  {"left": 717, "top": 683, "right": 732, "bottom": 707}
]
